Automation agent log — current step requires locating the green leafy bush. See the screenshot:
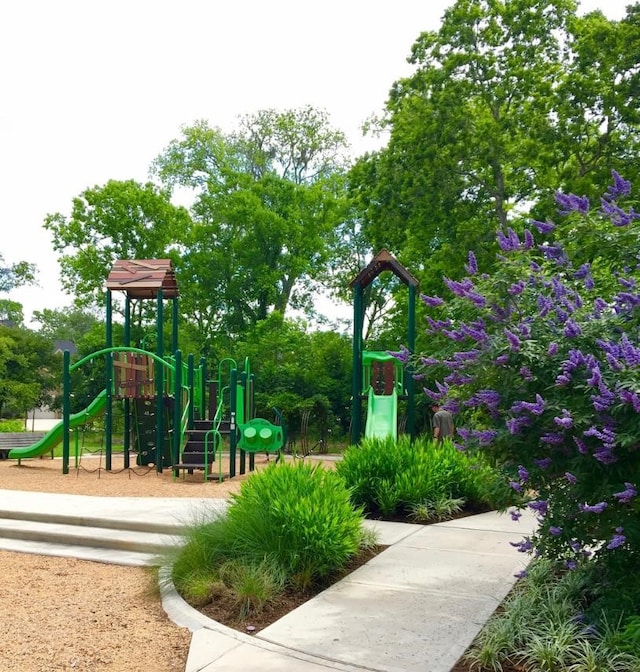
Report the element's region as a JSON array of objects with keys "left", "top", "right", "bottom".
[
  {"left": 226, "top": 460, "right": 365, "bottom": 587},
  {"left": 464, "top": 558, "right": 640, "bottom": 672},
  {"left": 0, "top": 419, "right": 25, "bottom": 432},
  {"left": 336, "top": 435, "right": 515, "bottom": 517},
  {"left": 408, "top": 495, "right": 465, "bottom": 523},
  {"left": 172, "top": 460, "right": 368, "bottom": 601},
  {"left": 414, "top": 173, "right": 640, "bottom": 572}
]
